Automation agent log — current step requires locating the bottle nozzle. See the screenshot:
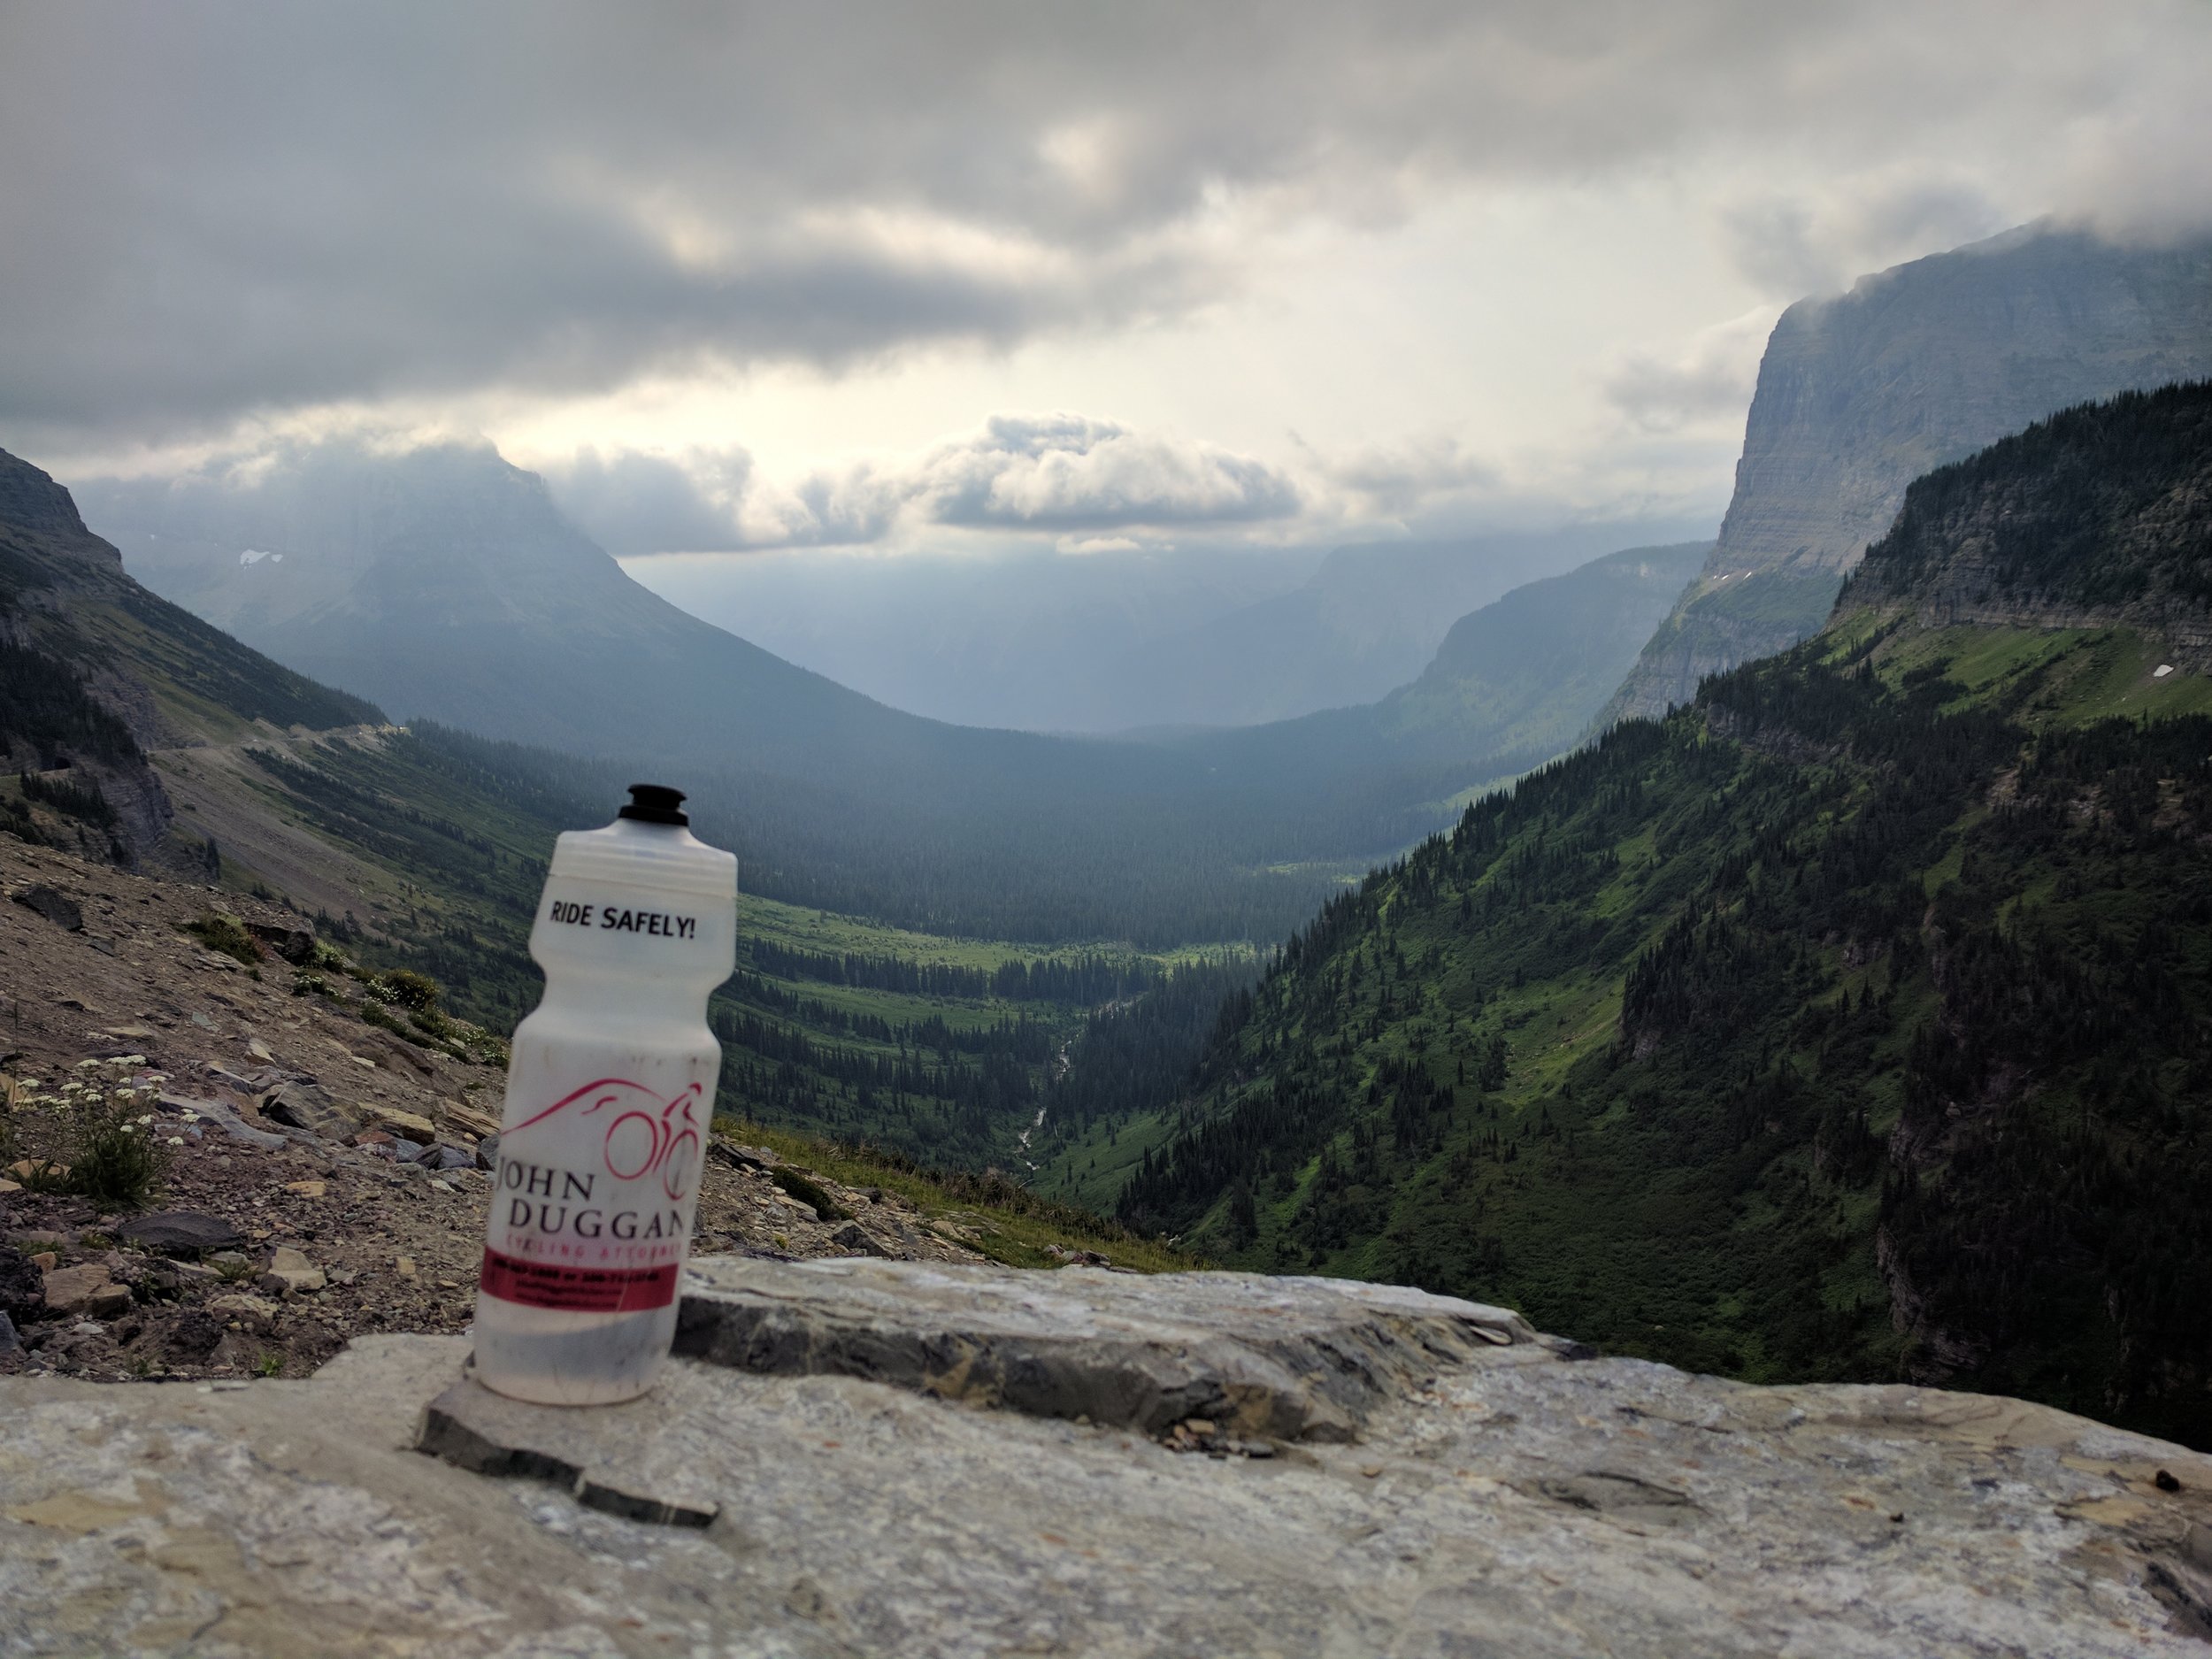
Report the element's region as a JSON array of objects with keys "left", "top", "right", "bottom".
[{"left": 618, "top": 783, "right": 689, "bottom": 826}]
